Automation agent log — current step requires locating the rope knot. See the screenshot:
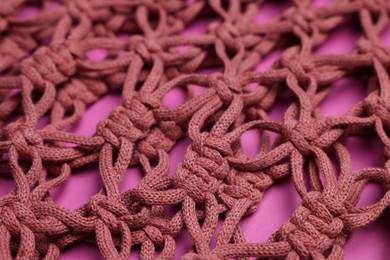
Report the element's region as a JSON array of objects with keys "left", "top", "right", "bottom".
[
  {"left": 284, "top": 7, "right": 315, "bottom": 35},
  {"left": 97, "top": 95, "right": 182, "bottom": 163},
  {"left": 272, "top": 191, "right": 346, "bottom": 259},
  {"left": 57, "top": 78, "right": 108, "bottom": 111},
  {"left": 130, "top": 36, "right": 163, "bottom": 62},
  {"left": 302, "top": 192, "right": 347, "bottom": 223},
  {"left": 282, "top": 122, "right": 317, "bottom": 156},
  {"left": 4, "top": 123, "right": 43, "bottom": 154},
  {"left": 280, "top": 50, "right": 313, "bottom": 85},
  {"left": 209, "top": 21, "right": 240, "bottom": 50},
  {"left": 20, "top": 43, "right": 76, "bottom": 88},
  {"left": 97, "top": 106, "right": 149, "bottom": 147},
  {"left": 218, "top": 172, "right": 266, "bottom": 215},
  {"left": 88, "top": 194, "right": 132, "bottom": 259},
  {"left": 174, "top": 133, "right": 232, "bottom": 202},
  {"left": 1, "top": 202, "right": 25, "bottom": 236},
  {"left": 88, "top": 195, "right": 129, "bottom": 233},
  {"left": 213, "top": 73, "right": 242, "bottom": 104},
  {"left": 364, "top": 93, "right": 390, "bottom": 127},
  {"left": 143, "top": 225, "right": 165, "bottom": 247},
  {"left": 0, "top": 203, "right": 42, "bottom": 259},
  {"left": 357, "top": 38, "right": 390, "bottom": 66},
  {"left": 130, "top": 92, "right": 183, "bottom": 162},
  {"left": 97, "top": 101, "right": 155, "bottom": 147}
]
